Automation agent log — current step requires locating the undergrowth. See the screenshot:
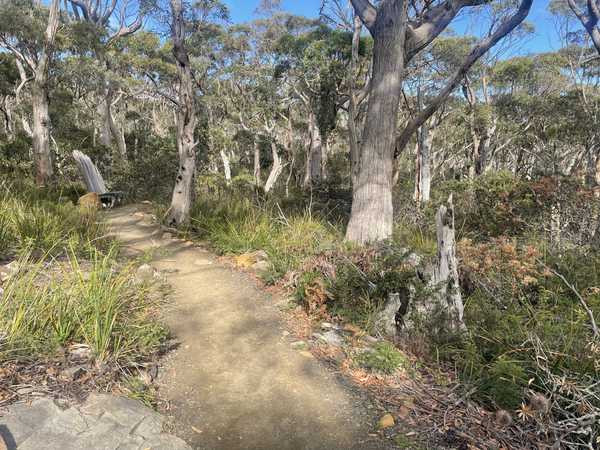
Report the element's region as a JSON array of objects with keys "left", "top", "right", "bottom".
[
  {"left": 0, "top": 180, "right": 107, "bottom": 259},
  {"left": 0, "top": 245, "right": 167, "bottom": 364},
  {"left": 190, "top": 174, "right": 600, "bottom": 443},
  {"left": 0, "top": 180, "right": 166, "bottom": 369}
]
